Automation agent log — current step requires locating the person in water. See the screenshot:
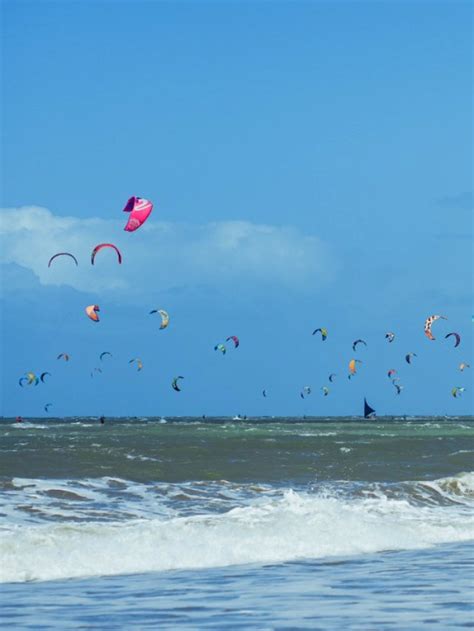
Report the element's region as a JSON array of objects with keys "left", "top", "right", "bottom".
[
  {"left": 15, "top": 416, "right": 23, "bottom": 423},
  {"left": 99, "top": 416, "right": 105, "bottom": 424}
]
